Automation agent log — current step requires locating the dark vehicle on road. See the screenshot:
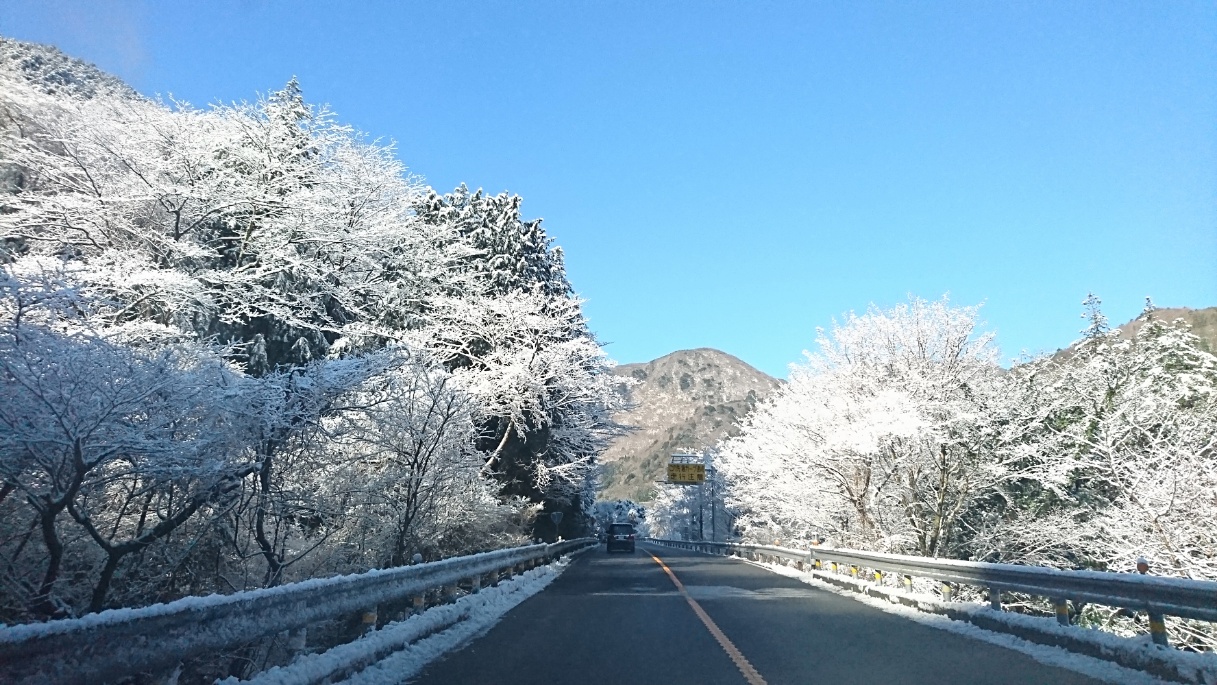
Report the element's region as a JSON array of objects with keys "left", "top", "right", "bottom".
[{"left": 605, "top": 523, "right": 636, "bottom": 553}]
